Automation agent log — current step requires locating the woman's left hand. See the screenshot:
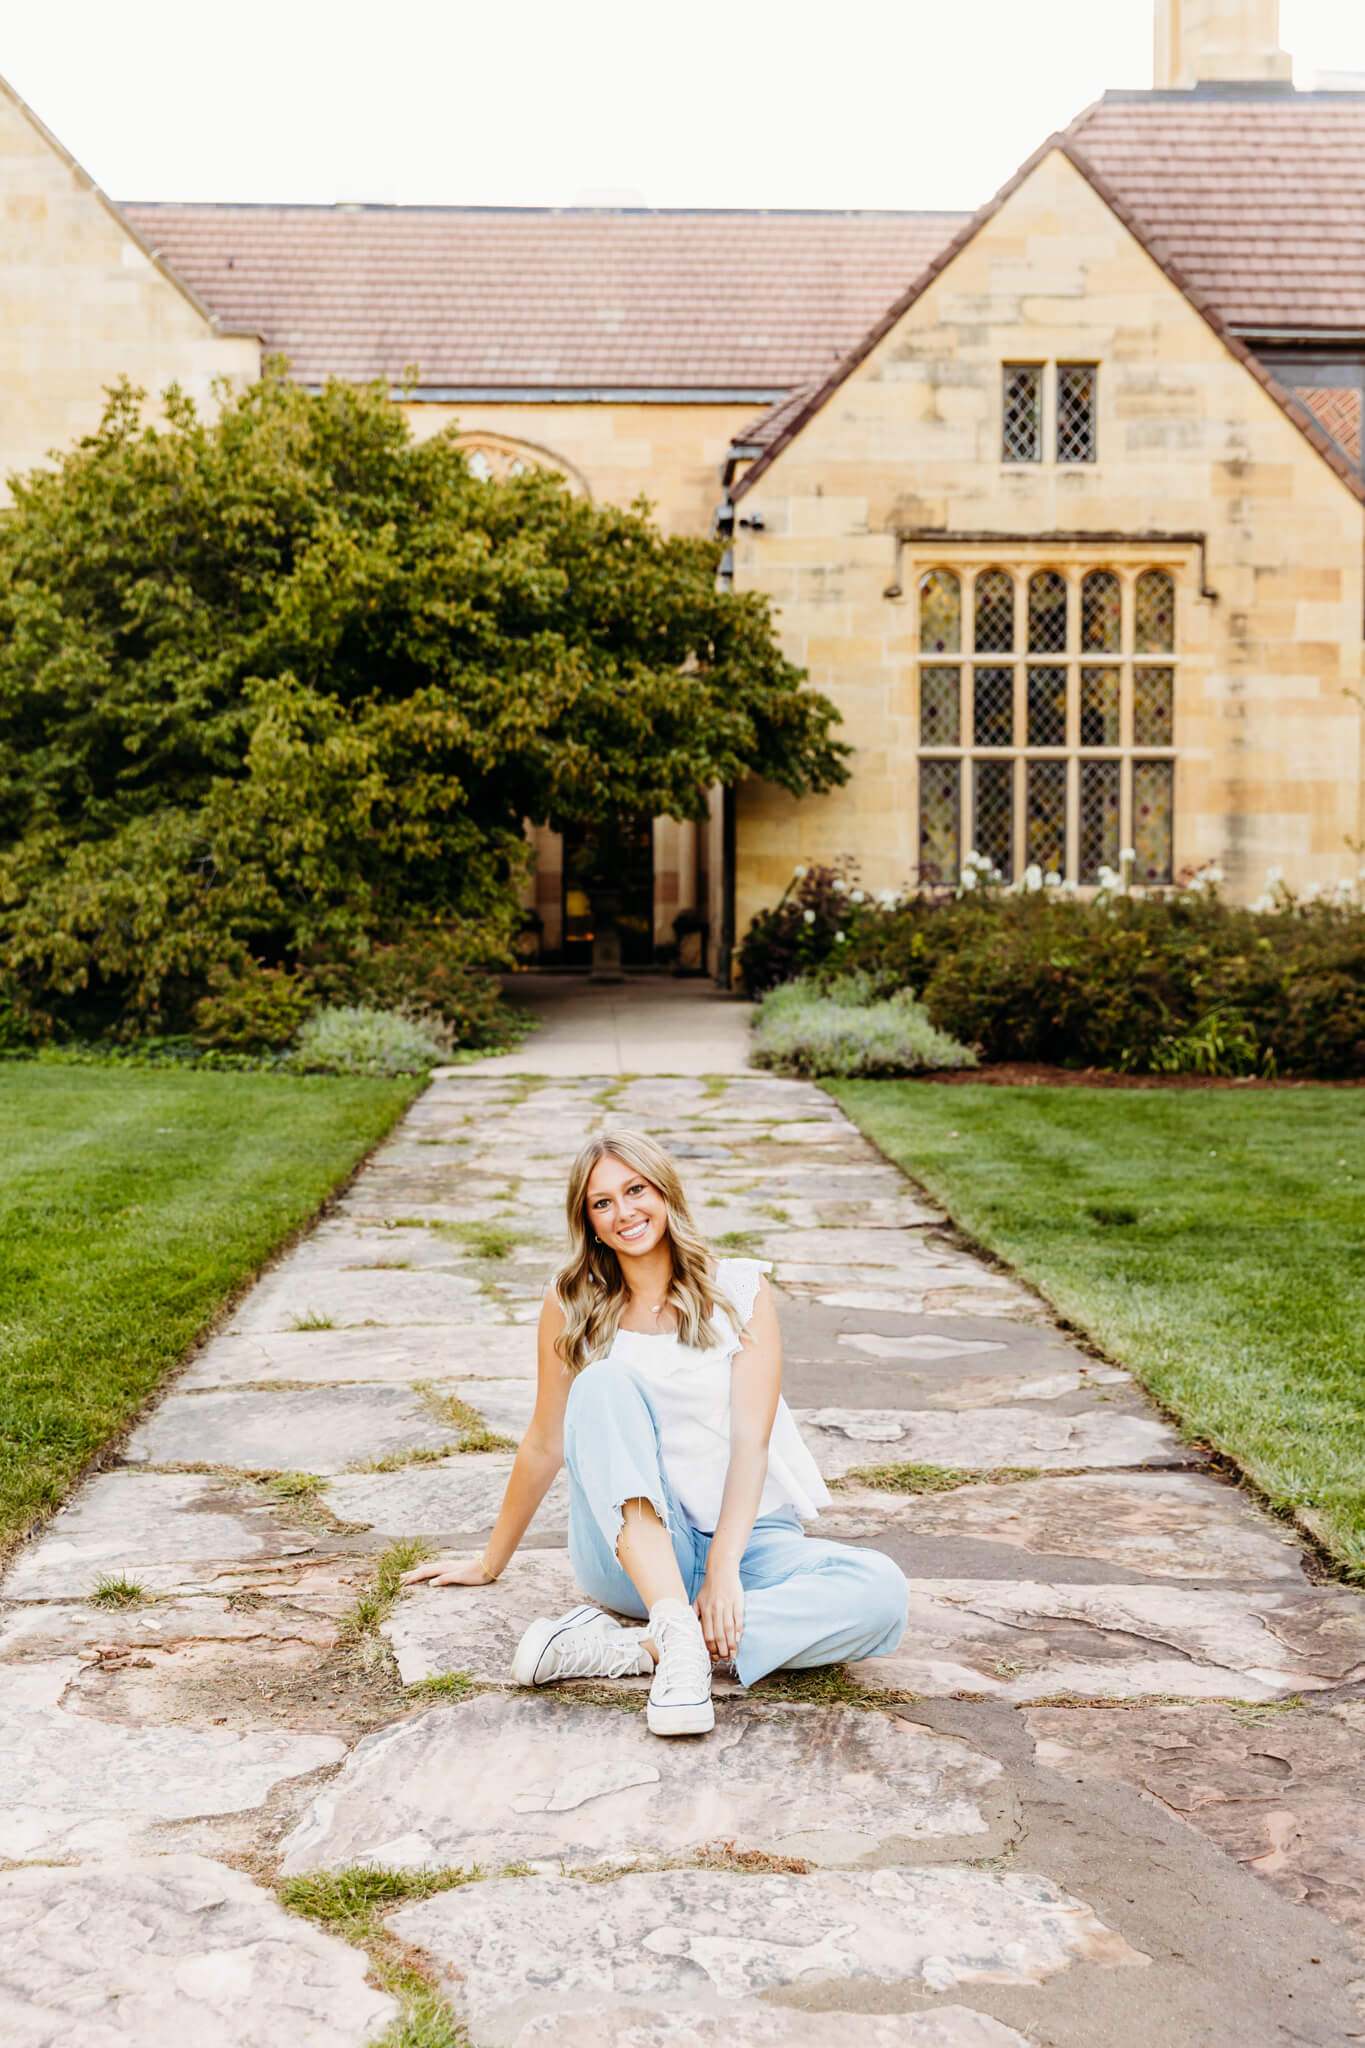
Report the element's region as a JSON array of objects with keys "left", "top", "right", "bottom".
[{"left": 696, "top": 1567, "right": 745, "bottom": 1662}]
